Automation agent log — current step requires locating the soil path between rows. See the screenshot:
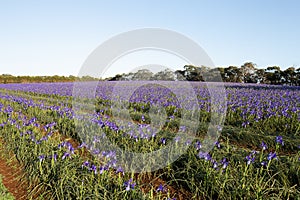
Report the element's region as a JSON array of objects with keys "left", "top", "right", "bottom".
[{"left": 0, "top": 153, "right": 28, "bottom": 200}]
